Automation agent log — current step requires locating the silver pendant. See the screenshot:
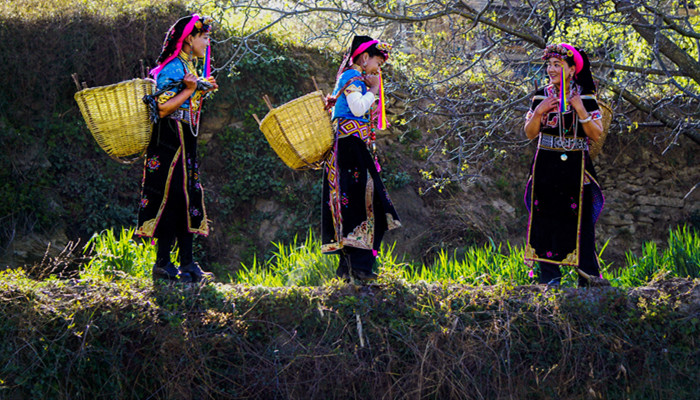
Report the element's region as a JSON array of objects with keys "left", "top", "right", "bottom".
[{"left": 560, "top": 153, "right": 568, "bottom": 161}]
